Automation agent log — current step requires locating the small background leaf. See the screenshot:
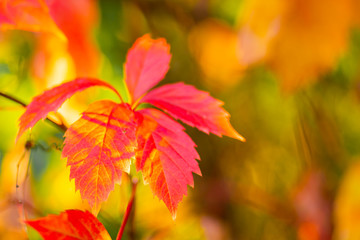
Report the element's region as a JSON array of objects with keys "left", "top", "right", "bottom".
[
  {"left": 25, "top": 209, "right": 111, "bottom": 240},
  {"left": 0, "top": 0, "right": 65, "bottom": 40}
]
